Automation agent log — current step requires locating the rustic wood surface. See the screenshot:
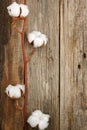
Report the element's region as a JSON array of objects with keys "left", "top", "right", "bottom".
[
  {"left": 1, "top": 0, "right": 87, "bottom": 130},
  {"left": 27, "top": 0, "right": 59, "bottom": 130},
  {"left": 0, "top": 0, "right": 59, "bottom": 130},
  {"left": 60, "top": 0, "right": 87, "bottom": 130}
]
